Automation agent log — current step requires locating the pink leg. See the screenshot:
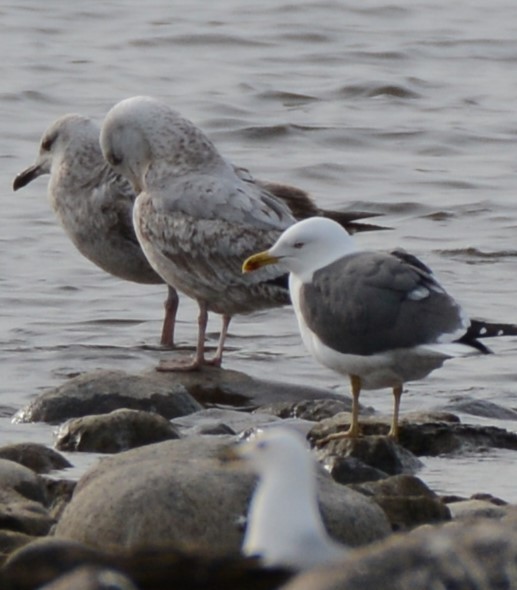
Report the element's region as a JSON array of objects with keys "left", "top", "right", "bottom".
[
  {"left": 159, "top": 285, "right": 179, "bottom": 348},
  {"left": 157, "top": 301, "right": 208, "bottom": 372},
  {"left": 205, "top": 314, "right": 232, "bottom": 367}
]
